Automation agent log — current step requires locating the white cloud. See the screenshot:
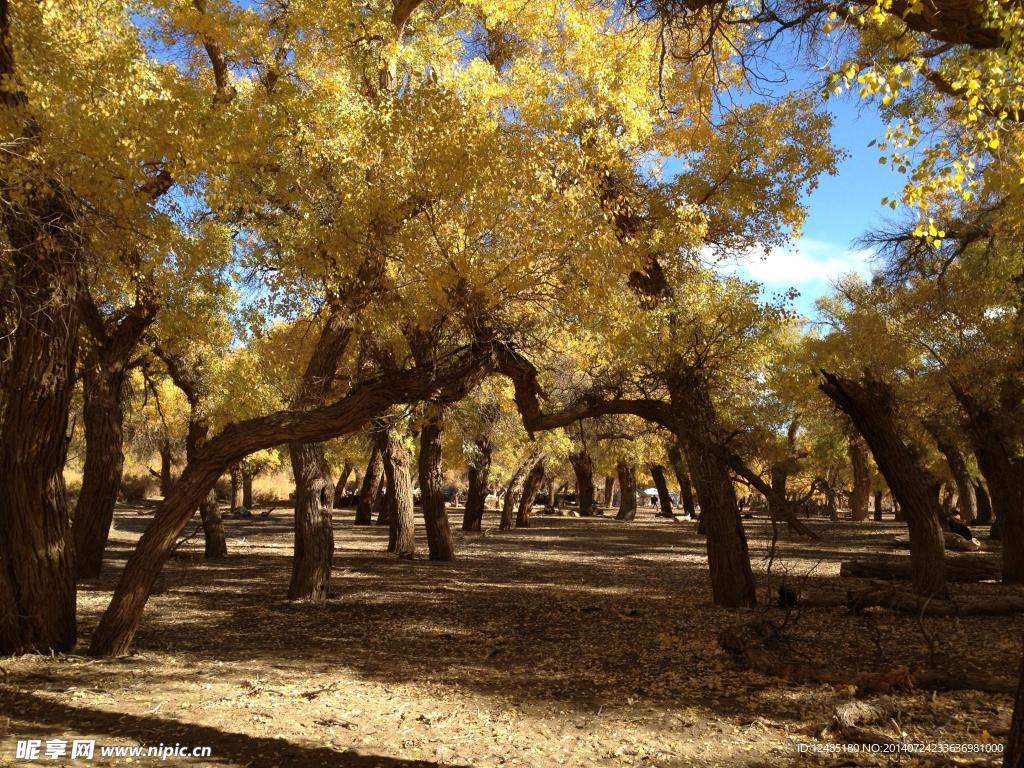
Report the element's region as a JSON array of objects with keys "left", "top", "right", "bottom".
[{"left": 719, "top": 237, "right": 874, "bottom": 308}]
